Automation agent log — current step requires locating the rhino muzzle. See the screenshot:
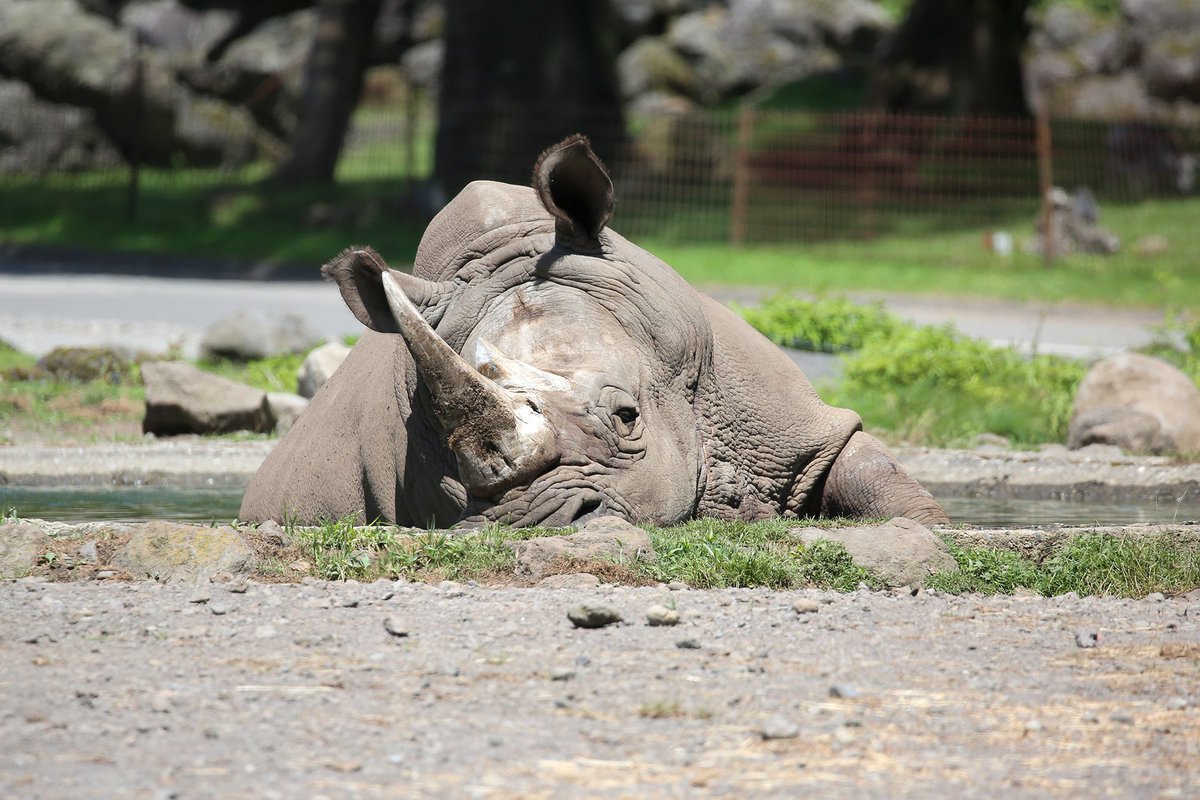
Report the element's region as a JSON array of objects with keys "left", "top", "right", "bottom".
[{"left": 381, "top": 271, "right": 558, "bottom": 497}]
